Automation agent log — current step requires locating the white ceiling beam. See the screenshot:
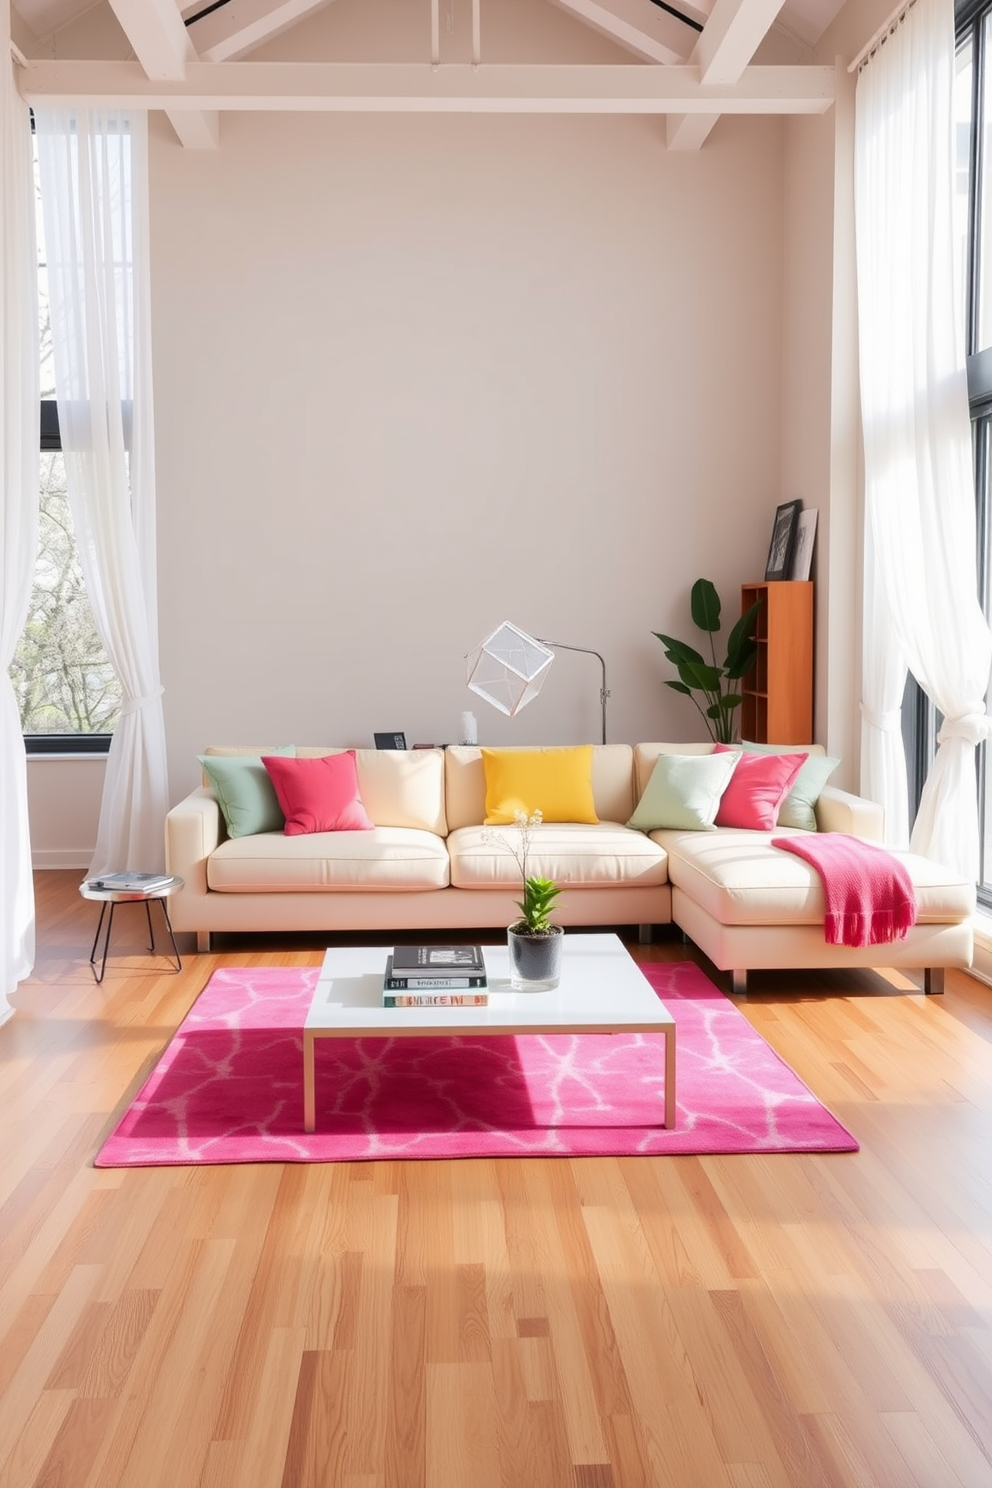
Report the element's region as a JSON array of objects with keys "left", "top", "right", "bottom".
[
  {"left": 18, "top": 59, "right": 836, "bottom": 113},
  {"left": 106, "top": 0, "right": 218, "bottom": 147},
  {"left": 188, "top": 0, "right": 339, "bottom": 63},
  {"left": 673, "top": 2, "right": 716, "bottom": 21},
  {"left": 167, "top": 108, "right": 220, "bottom": 146},
  {"left": 108, "top": 0, "right": 194, "bottom": 78},
  {"left": 666, "top": 112, "right": 719, "bottom": 149},
  {"left": 545, "top": 0, "right": 695, "bottom": 64},
  {"left": 665, "top": 0, "right": 784, "bottom": 152},
  {"left": 695, "top": 0, "right": 786, "bottom": 85}
]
